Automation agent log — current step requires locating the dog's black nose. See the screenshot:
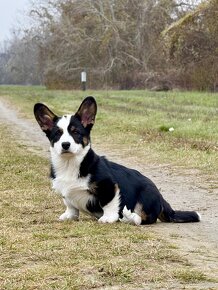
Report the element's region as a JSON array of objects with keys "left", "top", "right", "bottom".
[{"left": 62, "top": 142, "right": 71, "bottom": 150}]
